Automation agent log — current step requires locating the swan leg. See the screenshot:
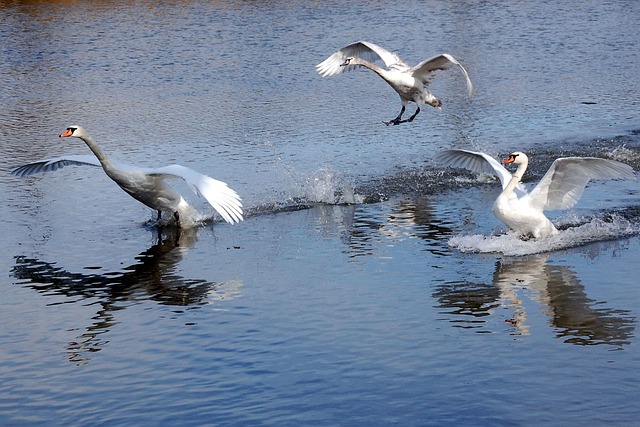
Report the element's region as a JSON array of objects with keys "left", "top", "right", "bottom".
[
  {"left": 384, "top": 105, "right": 406, "bottom": 126},
  {"left": 173, "top": 218, "right": 182, "bottom": 243},
  {"left": 405, "top": 106, "right": 420, "bottom": 123}
]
